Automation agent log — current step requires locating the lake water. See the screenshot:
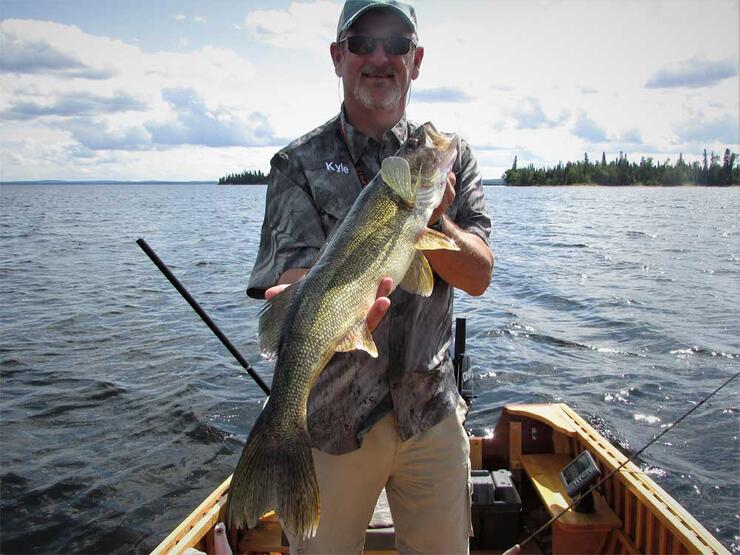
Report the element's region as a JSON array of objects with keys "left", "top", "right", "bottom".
[{"left": 1, "top": 183, "right": 738, "bottom": 553}]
